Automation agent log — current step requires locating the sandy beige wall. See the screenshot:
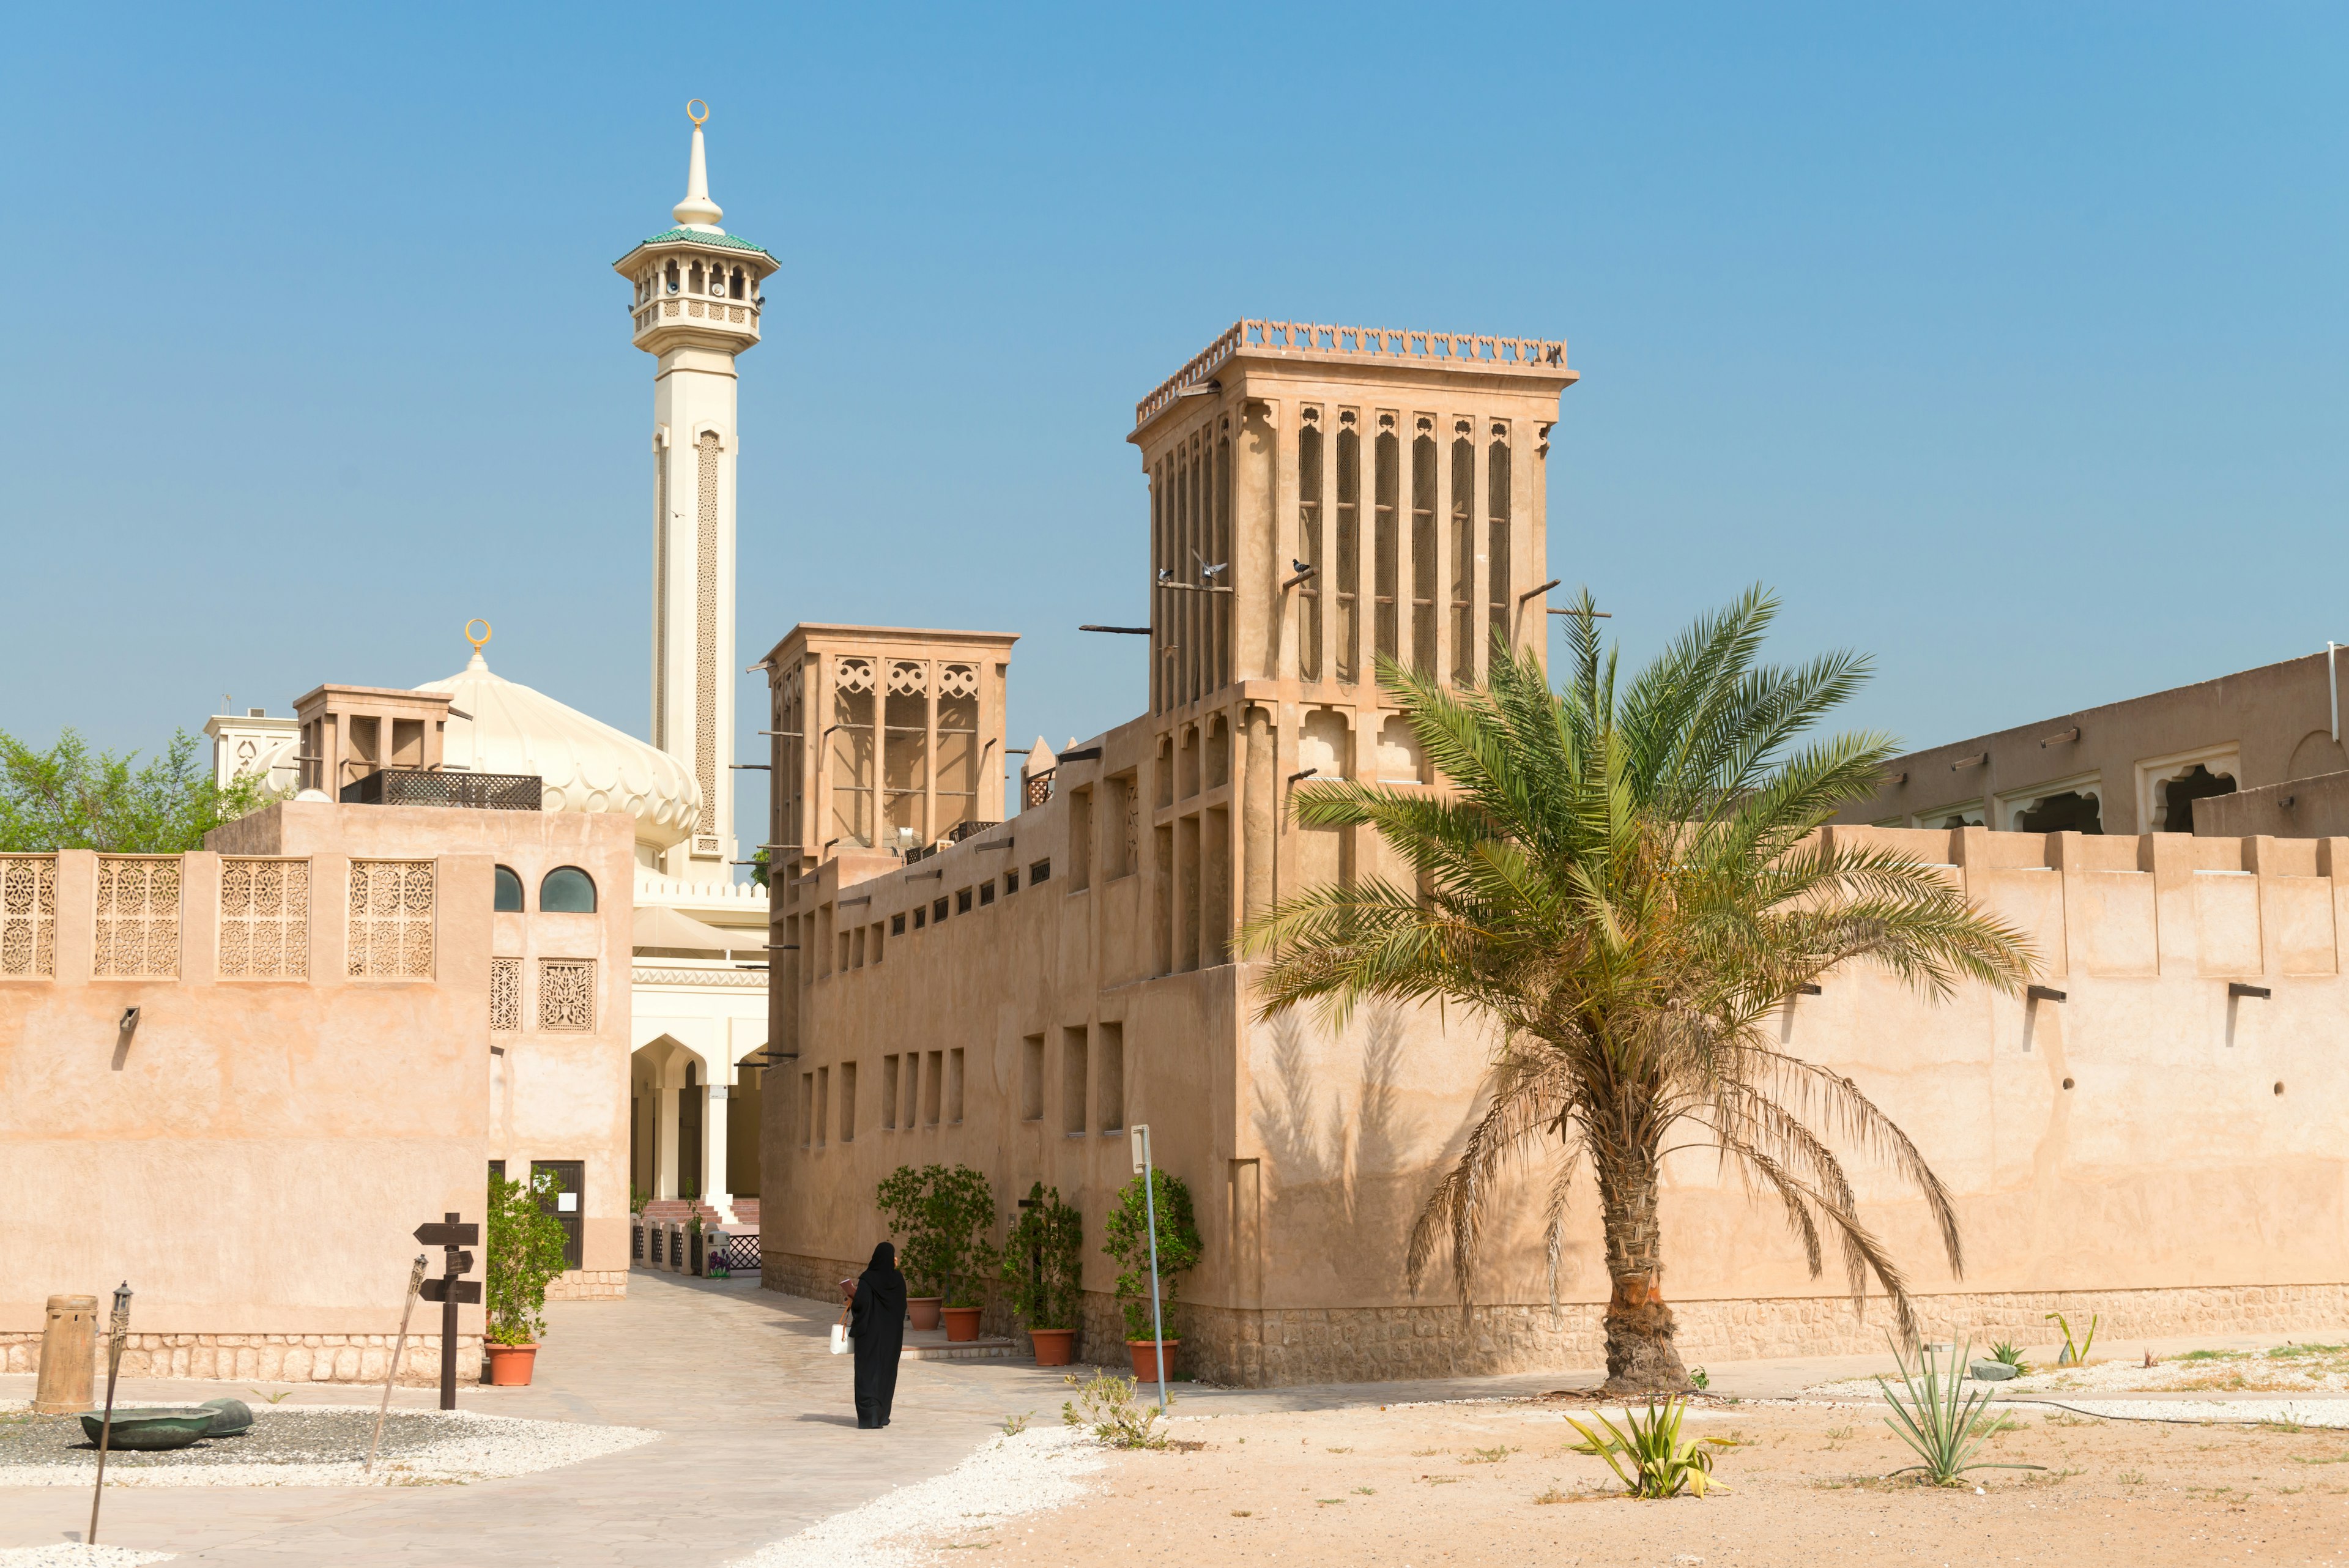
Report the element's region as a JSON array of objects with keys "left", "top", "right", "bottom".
[
  {"left": 0, "top": 847, "right": 492, "bottom": 1341},
  {"left": 768, "top": 819, "right": 2349, "bottom": 1382}
]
